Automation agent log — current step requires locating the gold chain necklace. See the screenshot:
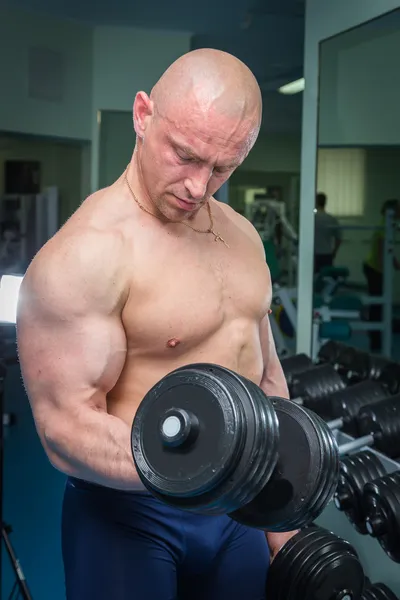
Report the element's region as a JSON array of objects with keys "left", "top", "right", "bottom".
[{"left": 124, "top": 168, "right": 229, "bottom": 248}]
